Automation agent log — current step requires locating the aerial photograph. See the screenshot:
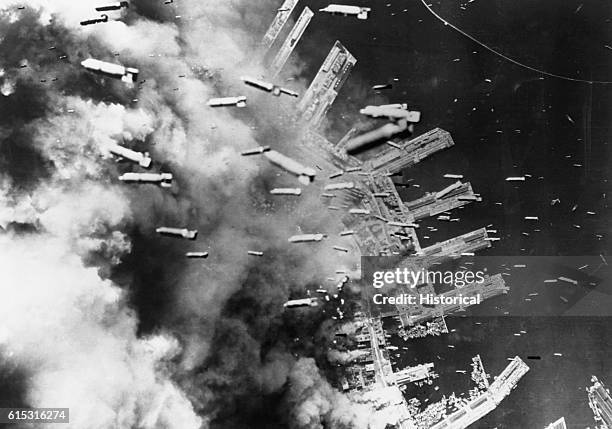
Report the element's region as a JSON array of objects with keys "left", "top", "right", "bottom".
[{"left": 0, "top": 0, "right": 610, "bottom": 428}]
